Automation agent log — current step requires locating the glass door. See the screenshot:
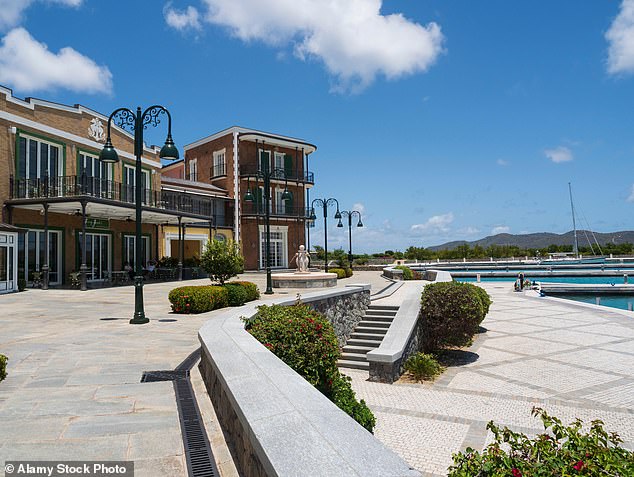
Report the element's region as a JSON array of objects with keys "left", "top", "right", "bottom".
[
  {"left": 260, "top": 230, "right": 286, "bottom": 269},
  {"left": 18, "top": 230, "right": 62, "bottom": 285},
  {"left": 79, "top": 233, "right": 111, "bottom": 281},
  {"left": 79, "top": 152, "right": 111, "bottom": 198}
]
